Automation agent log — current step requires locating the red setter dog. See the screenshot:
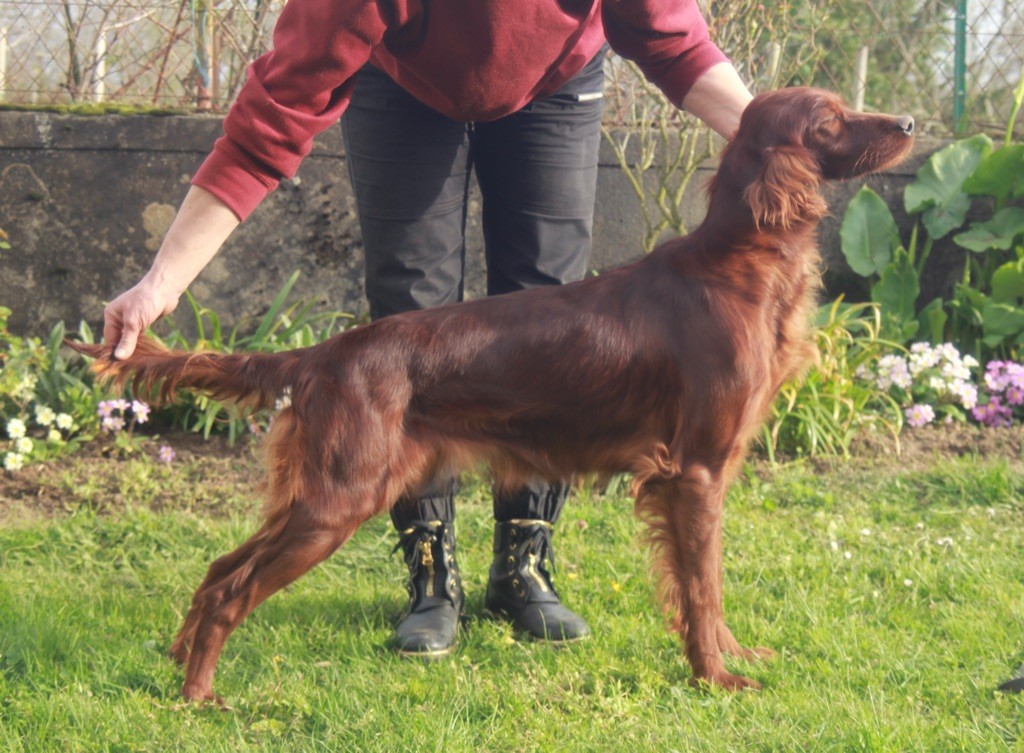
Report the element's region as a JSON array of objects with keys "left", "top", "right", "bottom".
[{"left": 70, "top": 88, "right": 914, "bottom": 701}]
